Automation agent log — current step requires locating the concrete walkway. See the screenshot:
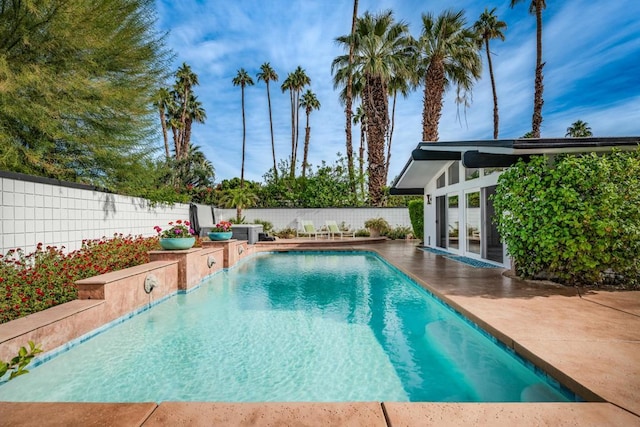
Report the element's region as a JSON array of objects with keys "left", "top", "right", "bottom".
[{"left": 1, "top": 241, "right": 639, "bottom": 426}]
